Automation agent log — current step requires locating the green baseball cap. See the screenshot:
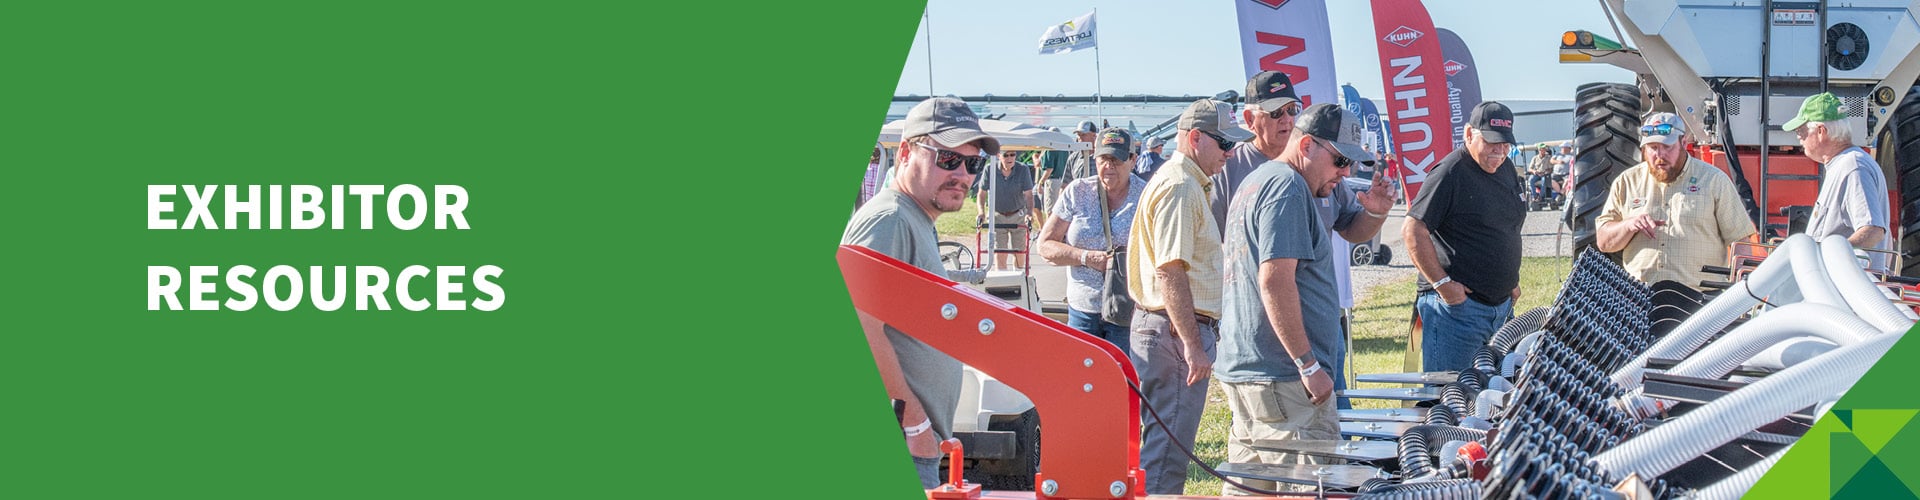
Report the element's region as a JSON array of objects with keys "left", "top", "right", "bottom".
[{"left": 1783, "top": 92, "right": 1845, "bottom": 131}]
